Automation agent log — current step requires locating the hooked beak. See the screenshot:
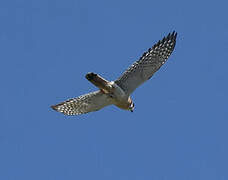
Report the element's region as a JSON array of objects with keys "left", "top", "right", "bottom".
[{"left": 129, "top": 102, "right": 134, "bottom": 112}]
